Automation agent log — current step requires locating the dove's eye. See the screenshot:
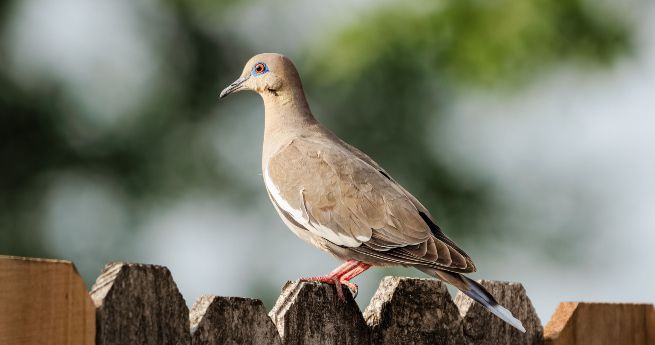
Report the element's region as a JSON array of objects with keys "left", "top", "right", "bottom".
[{"left": 253, "top": 62, "right": 268, "bottom": 75}]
